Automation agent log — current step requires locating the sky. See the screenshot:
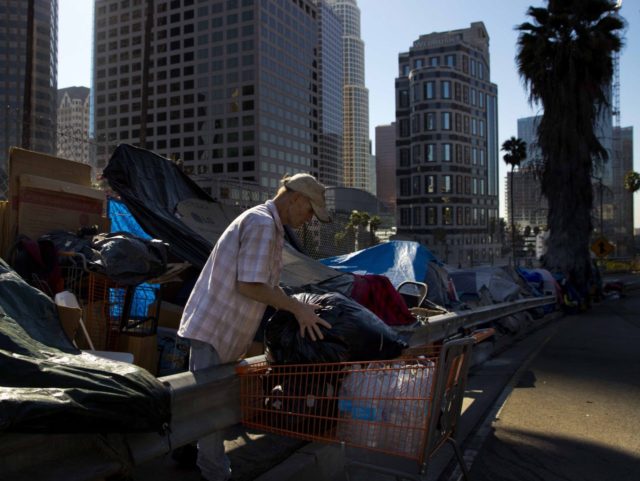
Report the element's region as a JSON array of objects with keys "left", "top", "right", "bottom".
[{"left": 58, "top": 0, "right": 640, "bottom": 226}]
